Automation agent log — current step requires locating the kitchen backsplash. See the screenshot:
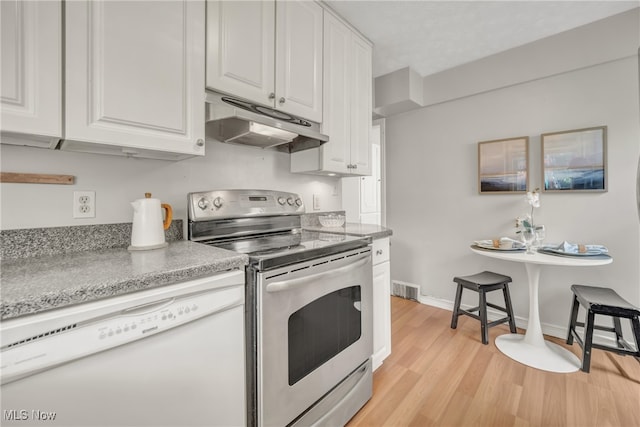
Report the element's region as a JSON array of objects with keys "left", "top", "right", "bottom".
[
  {"left": 1, "top": 212, "right": 351, "bottom": 260},
  {"left": 0, "top": 143, "right": 342, "bottom": 230},
  {"left": 0, "top": 221, "right": 182, "bottom": 260}
]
